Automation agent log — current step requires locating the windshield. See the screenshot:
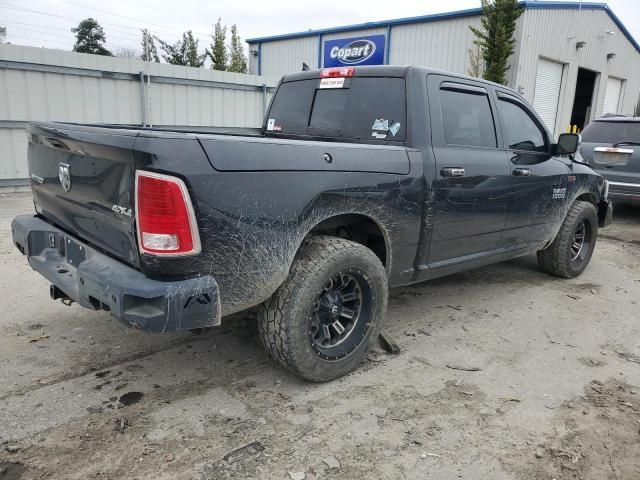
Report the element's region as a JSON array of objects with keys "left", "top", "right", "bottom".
[
  {"left": 581, "top": 121, "right": 640, "bottom": 144},
  {"left": 266, "top": 77, "right": 406, "bottom": 142}
]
